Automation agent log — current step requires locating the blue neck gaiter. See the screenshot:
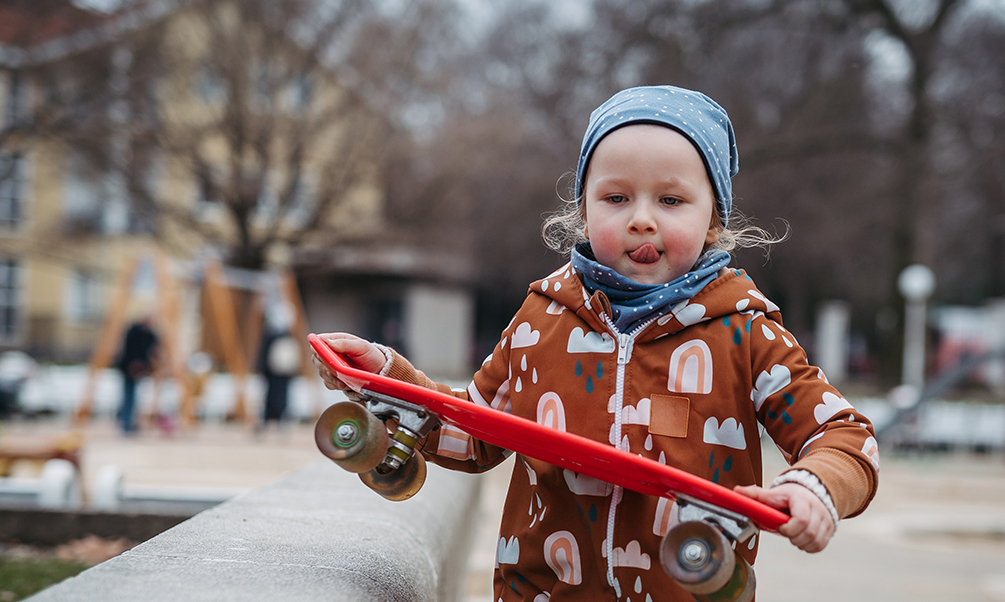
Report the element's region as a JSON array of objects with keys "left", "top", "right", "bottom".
[{"left": 571, "top": 243, "right": 731, "bottom": 334}]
